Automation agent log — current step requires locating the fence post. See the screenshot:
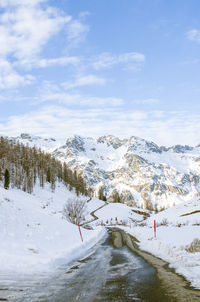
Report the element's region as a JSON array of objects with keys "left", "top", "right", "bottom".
[{"left": 78, "top": 224, "right": 83, "bottom": 242}]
